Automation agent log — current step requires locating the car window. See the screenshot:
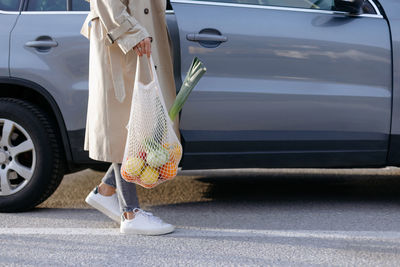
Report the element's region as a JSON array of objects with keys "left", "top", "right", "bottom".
[
  {"left": 71, "top": 0, "right": 89, "bottom": 11},
  {"left": 189, "top": 0, "right": 334, "bottom": 10},
  {"left": 189, "top": 0, "right": 377, "bottom": 14},
  {"left": 27, "top": 0, "right": 67, "bottom": 11},
  {"left": 0, "top": 0, "right": 20, "bottom": 11},
  {"left": 361, "top": 1, "right": 377, "bottom": 14}
]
